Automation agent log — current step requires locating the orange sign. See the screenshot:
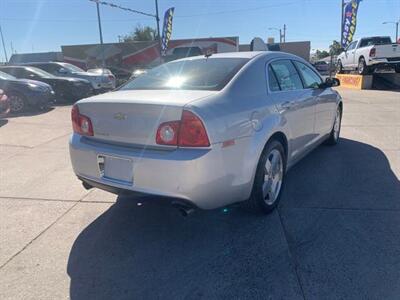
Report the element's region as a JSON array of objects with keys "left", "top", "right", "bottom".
[{"left": 335, "top": 74, "right": 371, "bottom": 89}]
